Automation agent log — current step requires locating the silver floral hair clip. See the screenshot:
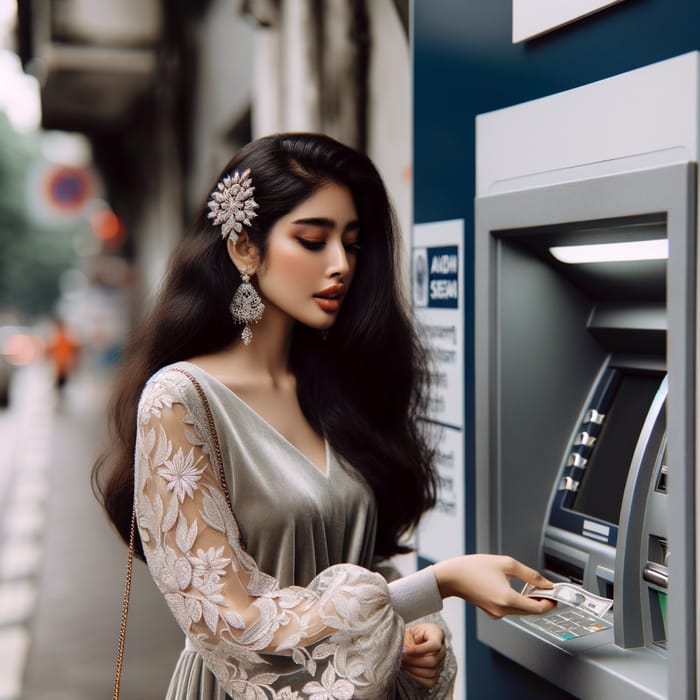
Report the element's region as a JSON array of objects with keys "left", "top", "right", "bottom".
[{"left": 207, "top": 168, "right": 259, "bottom": 243}]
